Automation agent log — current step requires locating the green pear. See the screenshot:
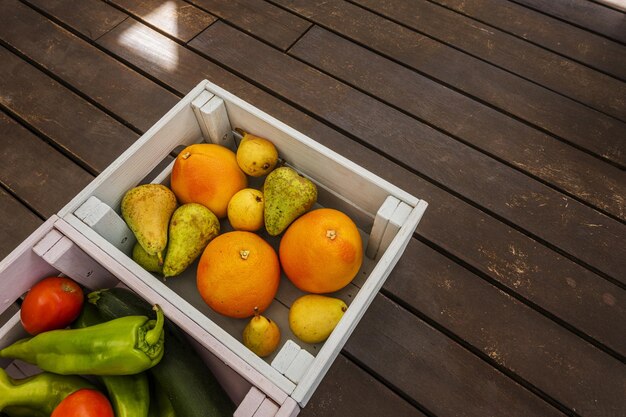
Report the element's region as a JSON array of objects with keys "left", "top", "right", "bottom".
[
  {"left": 121, "top": 184, "right": 177, "bottom": 264},
  {"left": 263, "top": 167, "right": 317, "bottom": 236},
  {"left": 132, "top": 242, "right": 163, "bottom": 274},
  {"left": 242, "top": 308, "right": 281, "bottom": 357},
  {"left": 162, "top": 203, "right": 220, "bottom": 278},
  {"left": 289, "top": 295, "right": 347, "bottom": 344}
]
